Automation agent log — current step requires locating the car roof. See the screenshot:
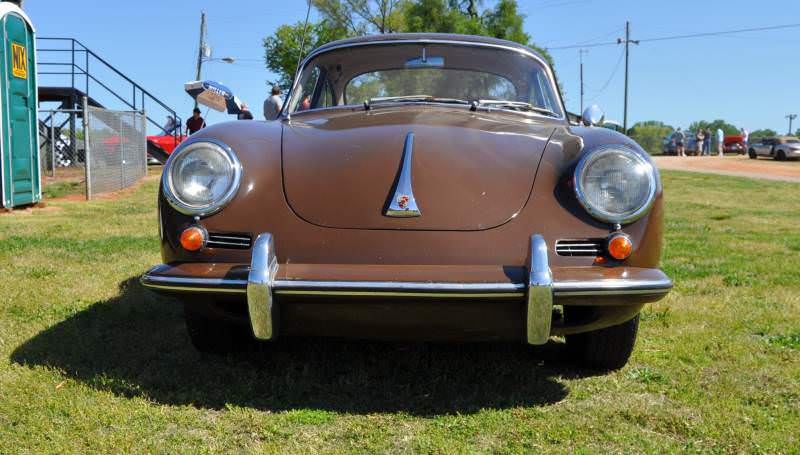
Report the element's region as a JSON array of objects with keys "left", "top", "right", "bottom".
[{"left": 310, "top": 33, "right": 549, "bottom": 64}]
